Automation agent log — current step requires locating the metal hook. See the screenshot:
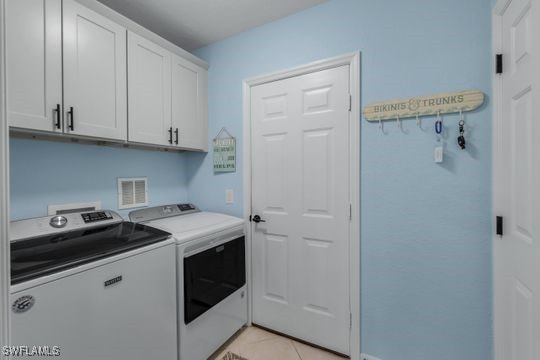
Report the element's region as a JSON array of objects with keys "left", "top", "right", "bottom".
[
  {"left": 379, "top": 118, "right": 385, "bottom": 134},
  {"left": 435, "top": 111, "right": 443, "bottom": 136},
  {"left": 459, "top": 109, "right": 464, "bottom": 122},
  {"left": 416, "top": 113, "right": 421, "bottom": 129},
  {"left": 396, "top": 115, "right": 401, "bottom": 130}
]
